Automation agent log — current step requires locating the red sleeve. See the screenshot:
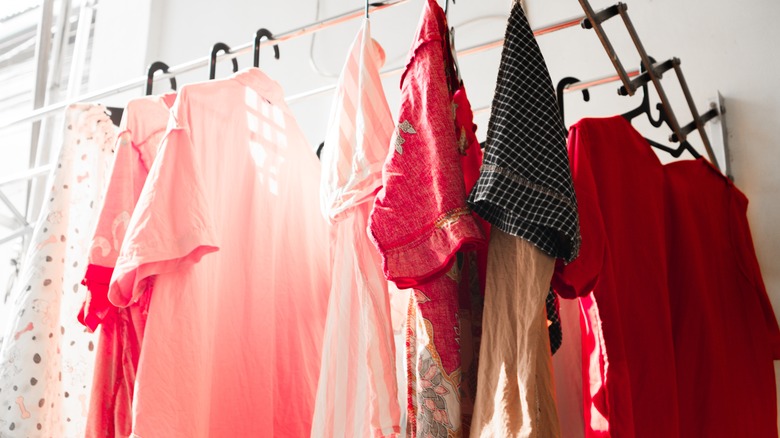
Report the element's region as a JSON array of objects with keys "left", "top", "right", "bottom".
[
  {"left": 551, "top": 123, "right": 606, "bottom": 299},
  {"left": 108, "top": 96, "right": 218, "bottom": 308},
  {"left": 368, "top": 31, "right": 484, "bottom": 289},
  {"left": 731, "top": 191, "right": 780, "bottom": 358}
]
